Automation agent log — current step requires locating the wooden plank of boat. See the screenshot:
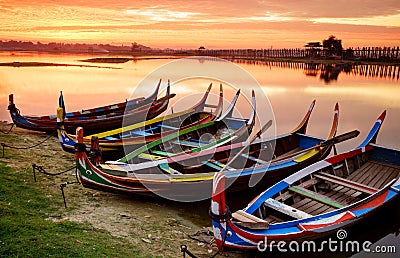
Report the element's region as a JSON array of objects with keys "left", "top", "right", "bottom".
[
  {"left": 174, "top": 139, "right": 204, "bottom": 148},
  {"left": 368, "top": 164, "right": 395, "bottom": 188},
  {"left": 288, "top": 186, "right": 345, "bottom": 209},
  {"left": 159, "top": 124, "right": 178, "bottom": 130},
  {"left": 158, "top": 163, "right": 182, "bottom": 175},
  {"left": 241, "top": 153, "right": 269, "bottom": 164},
  {"left": 190, "top": 135, "right": 238, "bottom": 153},
  {"left": 151, "top": 150, "right": 175, "bottom": 157},
  {"left": 202, "top": 161, "right": 223, "bottom": 171},
  {"left": 275, "top": 177, "right": 319, "bottom": 202},
  {"left": 208, "top": 159, "right": 236, "bottom": 171},
  {"left": 232, "top": 210, "right": 269, "bottom": 230},
  {"left": 264, "top": 198, "right": 312, "bottom": 220},
  {"left": 314, "top": 171, "right": 378, "bottom": 195},
  {"left": 138, "top": 153, "right": 164, "bottom": 161}
]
